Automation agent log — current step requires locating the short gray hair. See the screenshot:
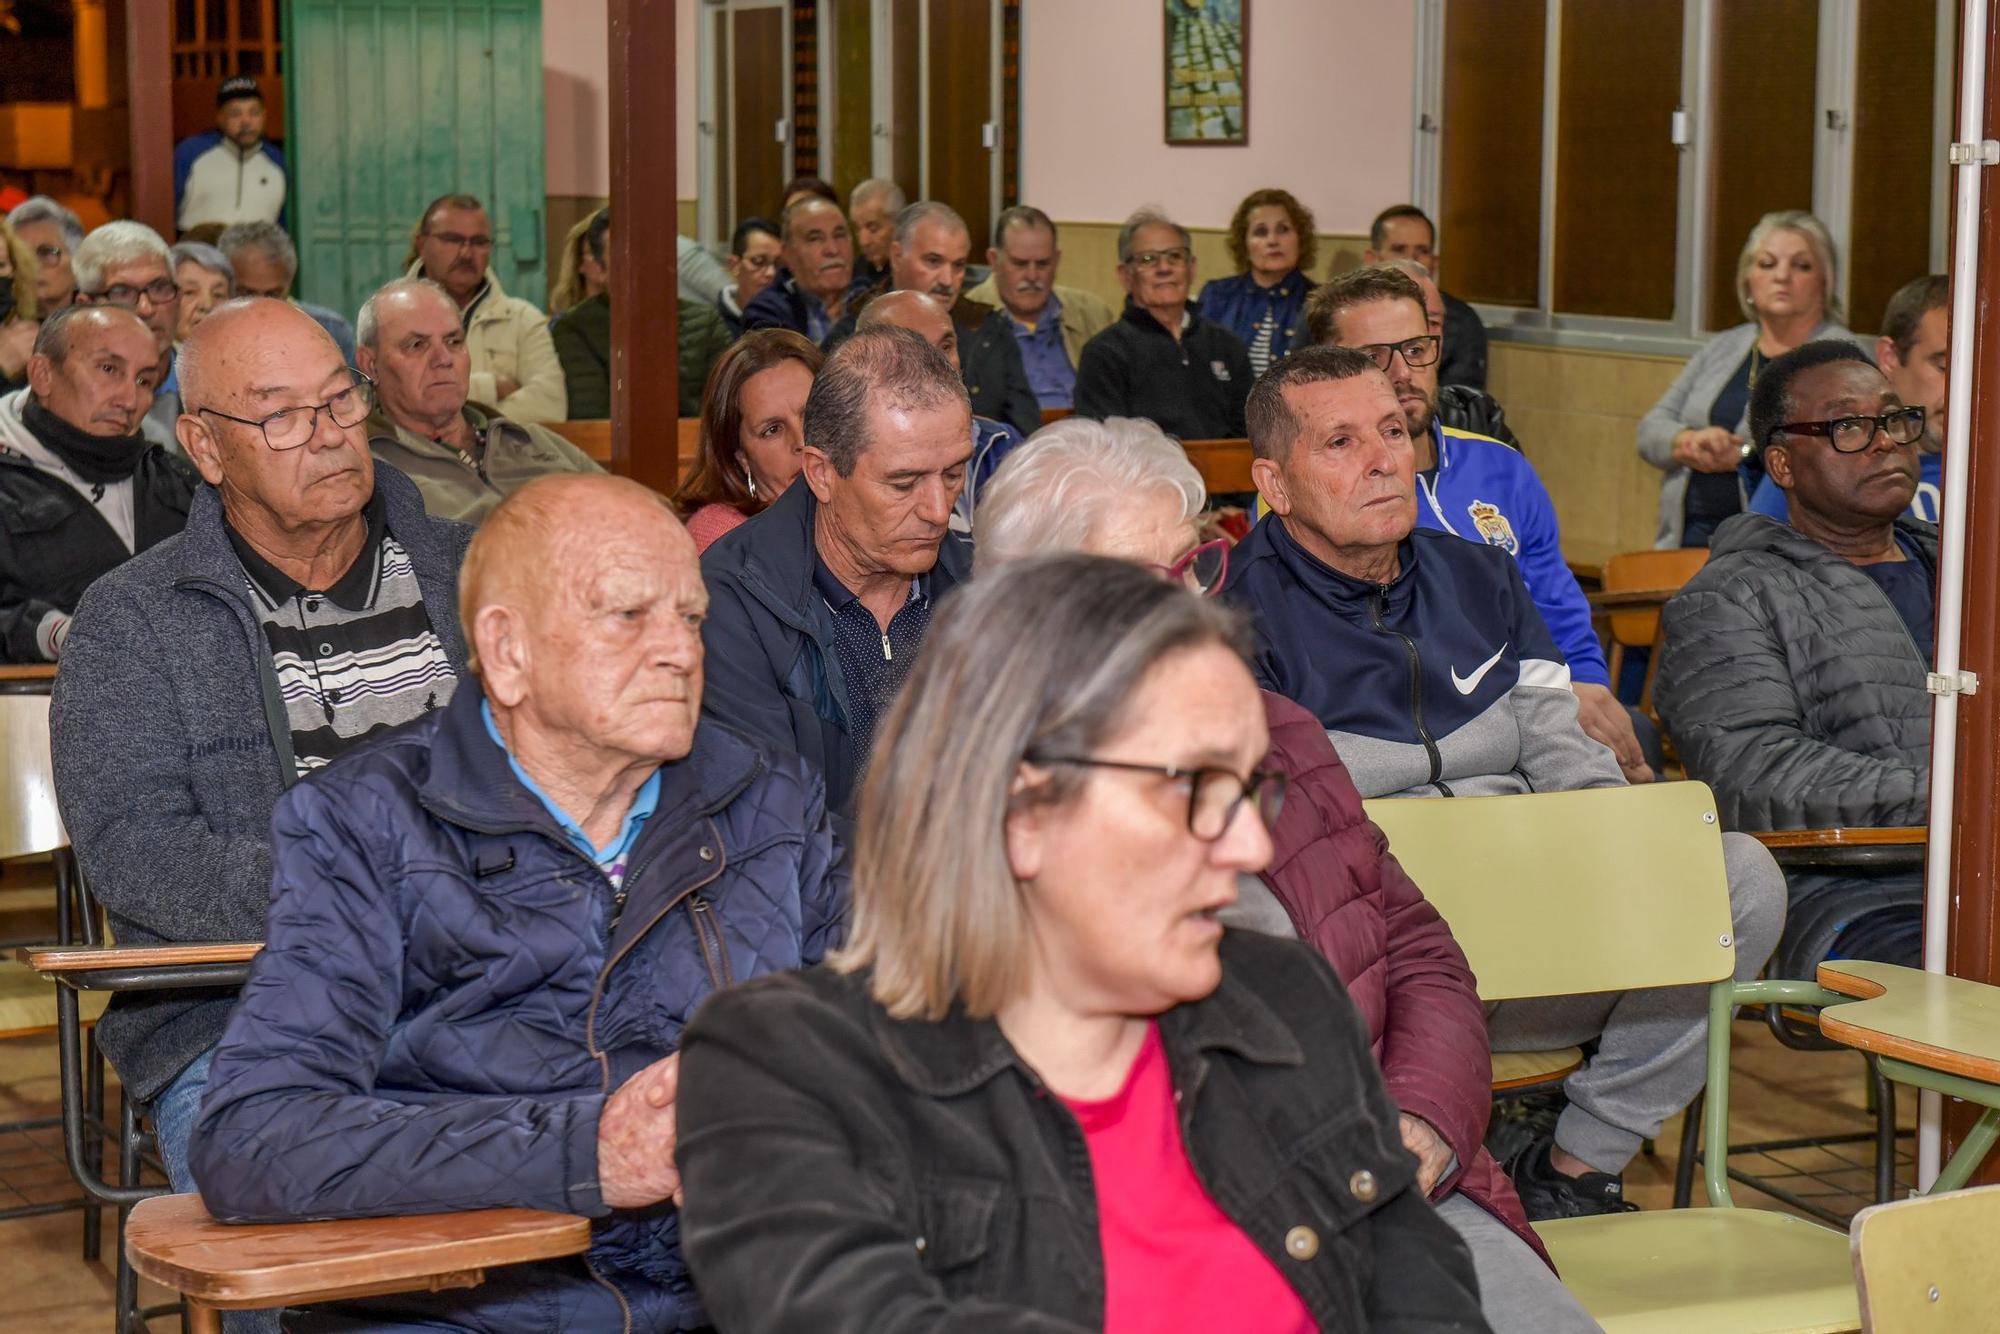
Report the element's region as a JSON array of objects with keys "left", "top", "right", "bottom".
[
  {"left": 72, "top": 220, "right": 172, "bottom": 295},
  {"left": 1737, "top": 210, "right": 1842, "bottom": 323},
  {"left": 892, "top": 200, "right": 967, "bottom": 249},
  {"left": 850, "top": 178, "right": 907, "bottom": 215},
  {"left": 216, "top": 221, "right": 298, "bottom": 281},
  {"left": 803, "top": 325, "right": 969, "bottom": 476},
  {"left": 976, "top": 417, "right": 1205, "bottom": 576},
  {"left": 356, "top": 275, "right": 454, "bottom": 350},
  {"left": 32, "top": 301, "right": 148, "bottom": 365},
  {"left": 170, "top": 241, "right": 235, "bottom": 287},
  {"left": 1117, "top": 207, "right": 1190, "bottom": 264},
  {"left": 7, "top": 196, "right": 83, "bottom": 252}
]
